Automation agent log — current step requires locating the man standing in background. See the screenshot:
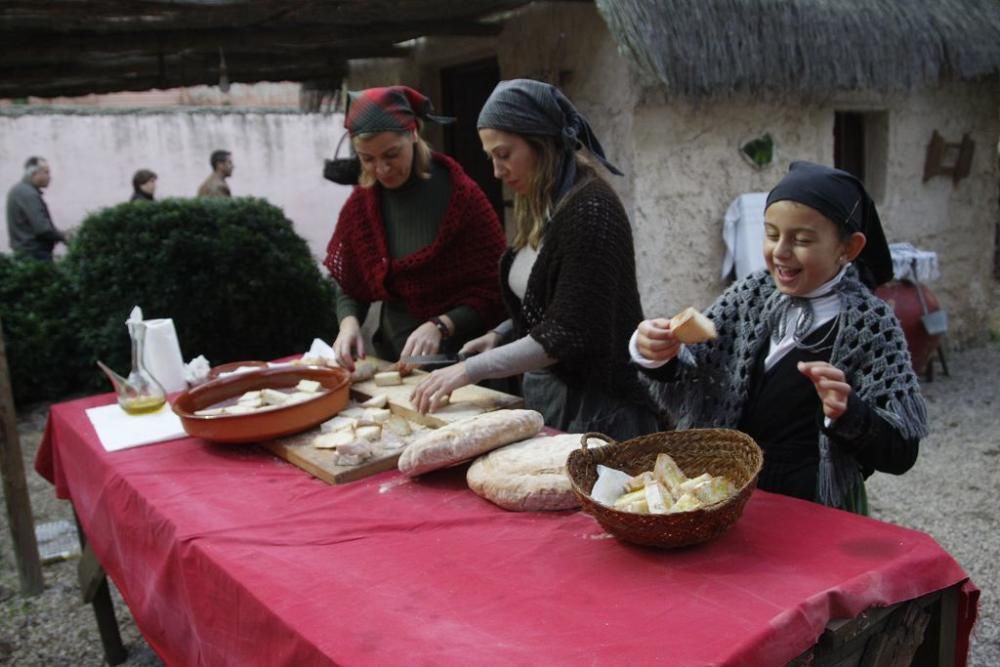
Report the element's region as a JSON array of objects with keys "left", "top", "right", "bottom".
[
  {"left": 197, "top": 149, "right": 234, "bottom": 197},
  {"left": 6, "top": 156, "right": 67, "bottom": 261}
]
